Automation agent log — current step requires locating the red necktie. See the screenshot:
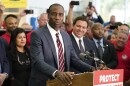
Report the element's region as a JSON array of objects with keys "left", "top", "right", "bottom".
[{"left": 56, "top": 33, "right": 65, "bottom": 72}]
